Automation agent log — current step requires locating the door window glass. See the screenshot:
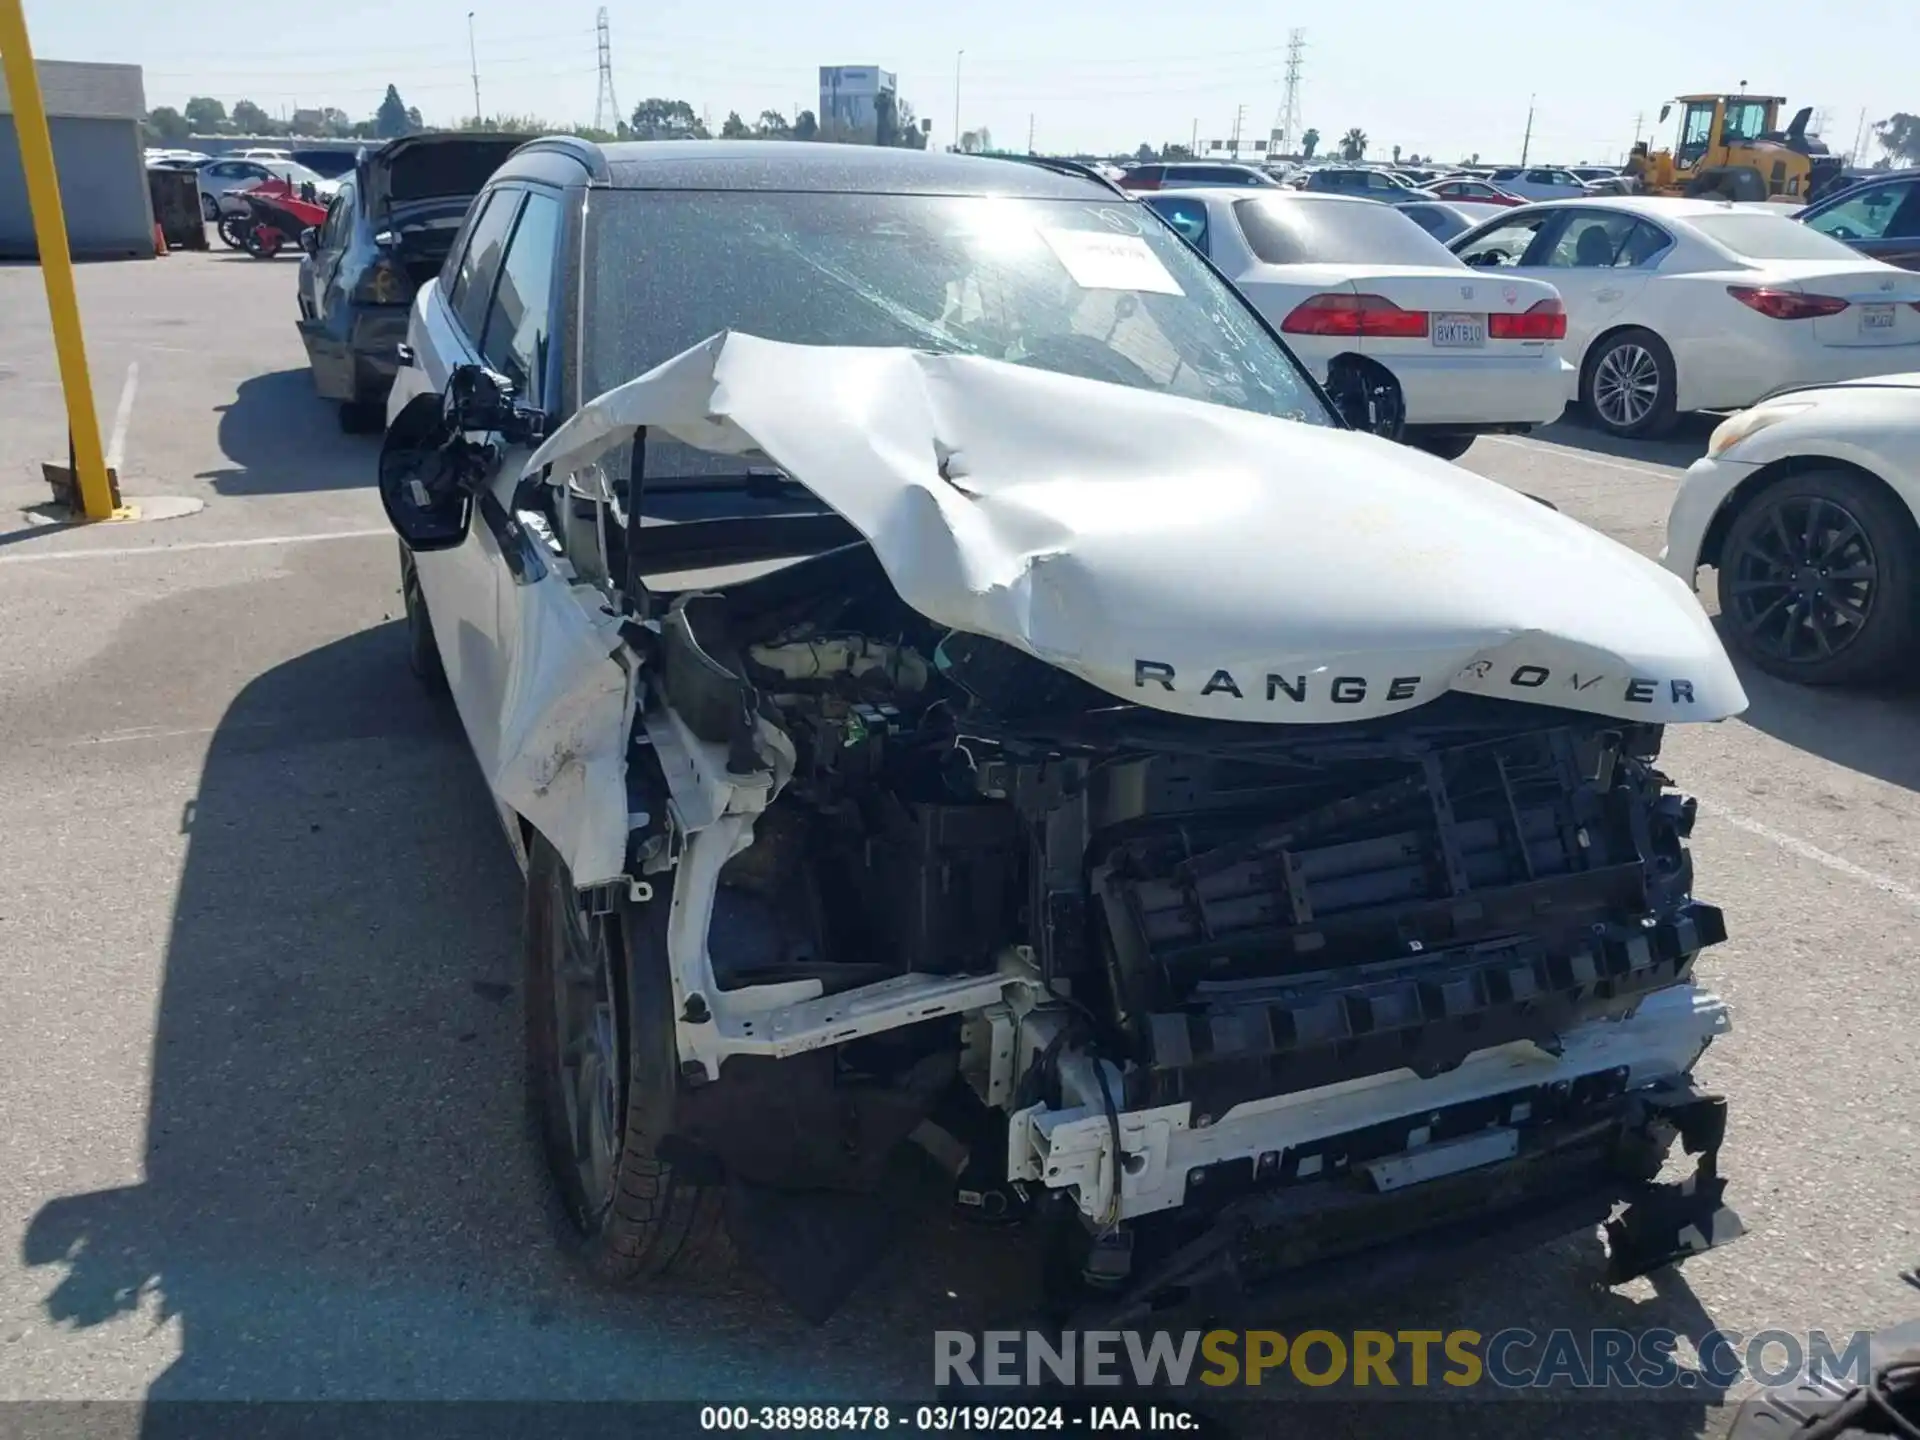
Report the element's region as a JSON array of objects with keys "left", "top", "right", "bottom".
[
  {"left": 448, "top": 190, "right": 521, "bottom": 339},
  {"left": 479, "top": 192, "right": 562, "bottom": 404}
]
